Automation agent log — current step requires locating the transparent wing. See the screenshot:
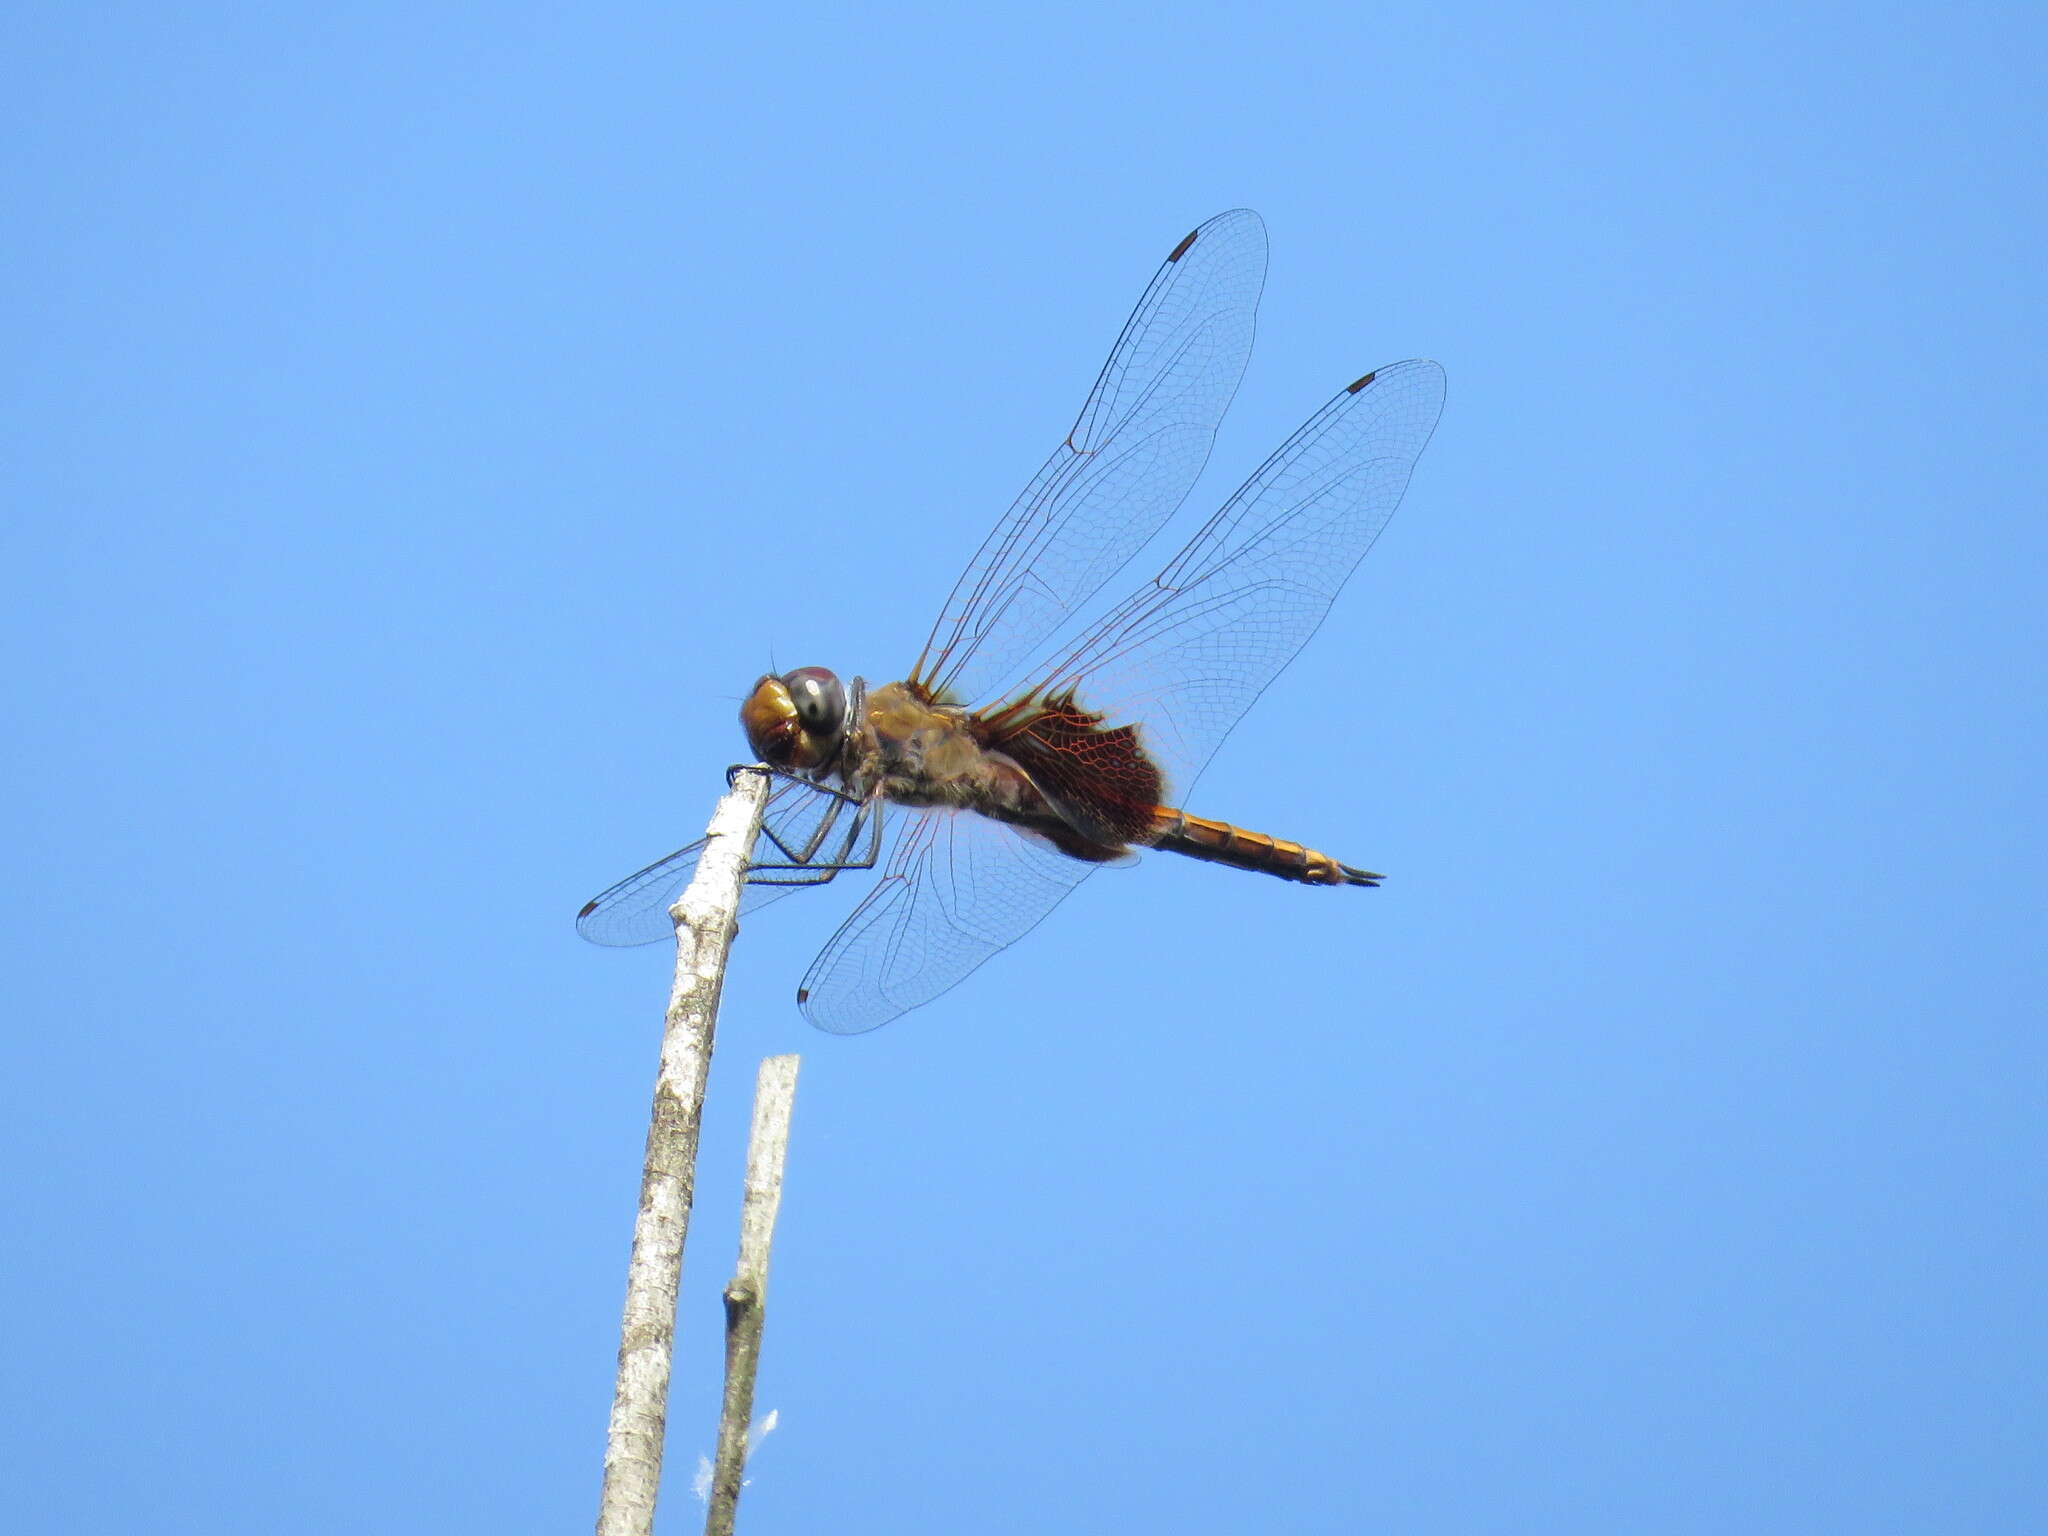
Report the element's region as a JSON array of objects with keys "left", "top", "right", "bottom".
[
  {"left": 795, "top": 807, "right": 1110, "bottom": 1035},
  {"left": 576, "top": 775, "right": 880, "bottom": 947},
  {"left": 911, "top": 209, "right": 1266, "bottom": 706},
  {"left": 1027, "top": 360, "right": 1447, "bottom": 802},
  {"left": 794, "top": 361, "right": 1444, "bottom": 1034}
]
